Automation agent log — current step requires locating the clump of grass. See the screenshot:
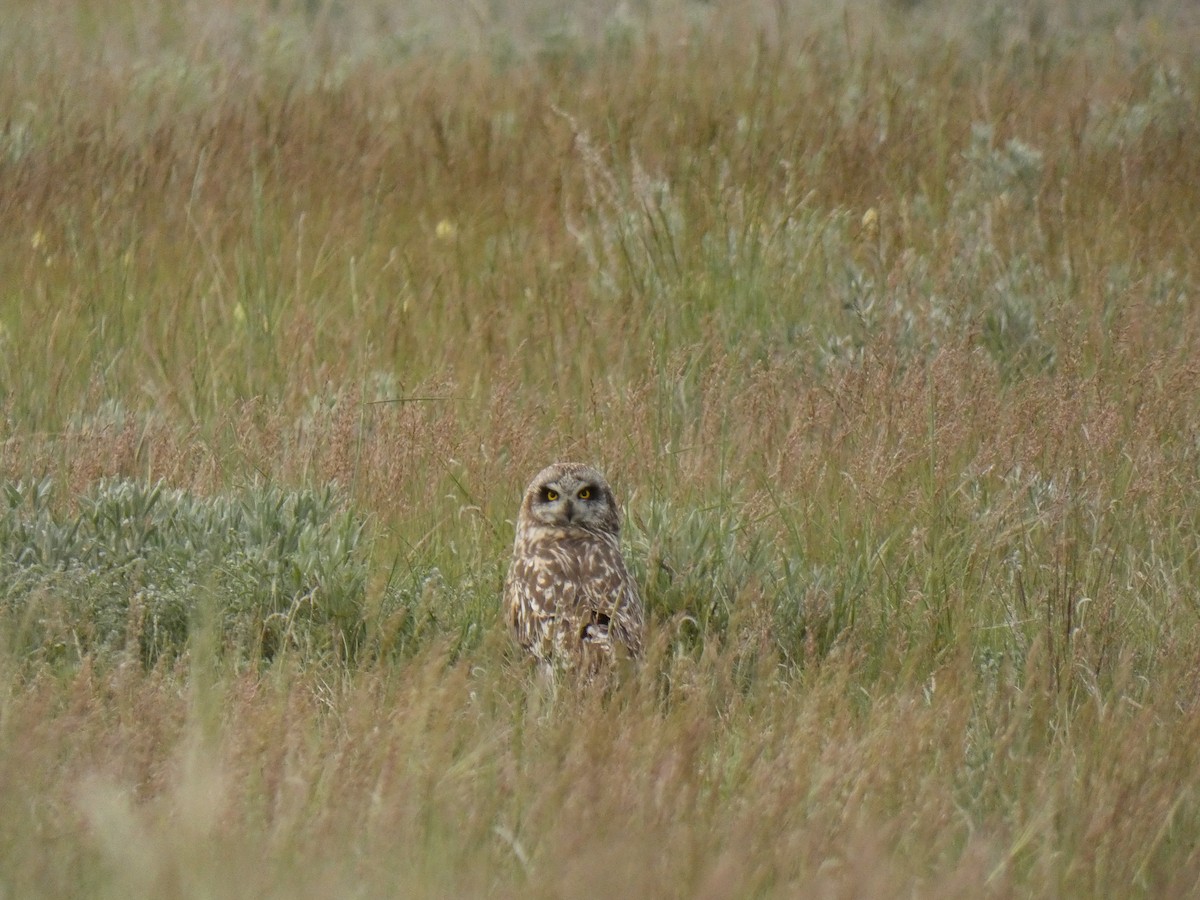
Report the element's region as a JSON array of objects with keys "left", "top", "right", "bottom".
[{"left": 0, "top": 479, "right": 369, "bottom": 666}]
